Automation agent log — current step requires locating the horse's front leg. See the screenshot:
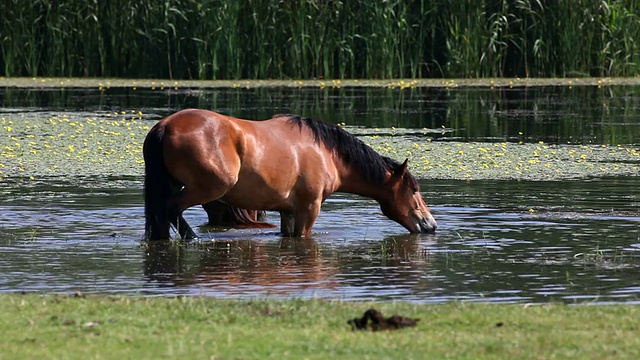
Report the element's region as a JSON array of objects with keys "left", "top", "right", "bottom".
[
  {"left": 292, "top": 199, "right": 322, "bottom": 237},
  {"left": 279, "top": 211, "right": 296, "bottom": 236}
]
